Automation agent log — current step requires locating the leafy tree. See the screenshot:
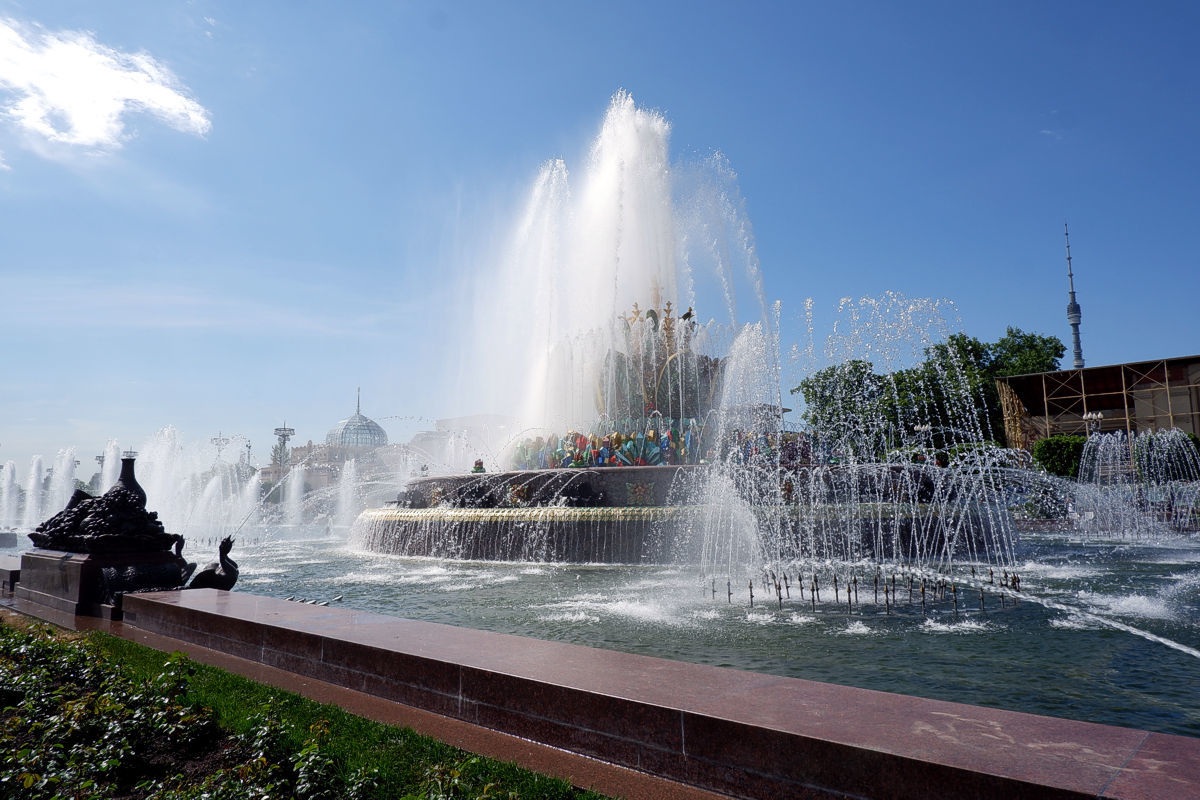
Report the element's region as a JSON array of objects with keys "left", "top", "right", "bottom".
[
  {"left": 793, "top": 359, "right": 891, "bottom": 459},
  {"left": 271, "top": 442, "right": 290, "bottom": 470},
  {"left": 792, "top": 327, "right": 1066, "bottom": 451},
  {"left": 895, "top": 333, "right": 995, "bottom": 446},
  {"left": 990, "top": 327, "right": 1066, "bottom": 377}
]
